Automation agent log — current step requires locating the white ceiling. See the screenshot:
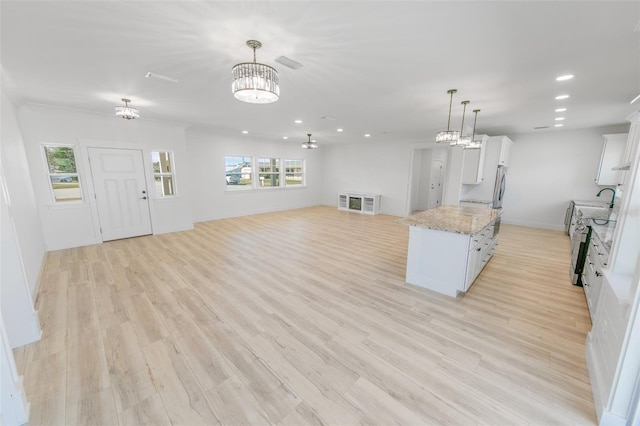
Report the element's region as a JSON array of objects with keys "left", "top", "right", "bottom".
[{"left": 2, "top": 1, "right": 639, "bottom": 145}]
